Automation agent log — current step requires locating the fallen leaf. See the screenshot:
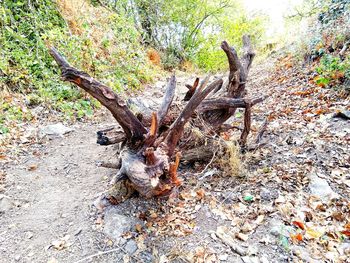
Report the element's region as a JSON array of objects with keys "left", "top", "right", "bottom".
[
  {"left": 196, "top": 189, "right": 205, "bottom": 200},
  {"left": 275, "top": 195, "right": 285, "bottom": 204},
  {"left": 135, "top": 223, "right": 142, "bottom": 232},
  {"left": 341, "top": 230, "right": 350, "bottom": 237},
  {"left": 236, "top": 232, "right": 249, "bottom": 241},
  {"left": 28, "top": 164, "right": 37, "bottom": 171},
  {"left": 290, "top": 233, "right": 303, "bottom": 243},
  {"left": 195, "top": 246, "right": 205, "bottom": 257},
  {"left": 292, "top": 221, "right": 306, "bottom": 230},
  {"left": 255, "top": 214, "right": 265, "bottom": 225},
  {"left": 305, "top": 228, "right": 323, "bottom": 239},
  {"left": 95, "top": 217, "right": 103, "bottom": 225},
  {"left": 51, "top": 235, "right": 72, "bottom": 251}
]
